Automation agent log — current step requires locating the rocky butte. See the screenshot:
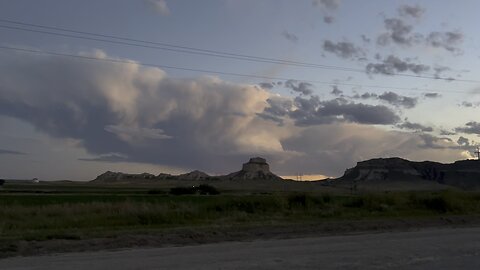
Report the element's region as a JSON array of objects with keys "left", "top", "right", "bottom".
[
  {"left": 222, "top": 157, "right": 283, "bottom": 181},
  {"left": 91, "top": 157, "right": 283, "bottom": 183},
  {"left": 330, "top": 157, "right": 480, "bottom": 190}
]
